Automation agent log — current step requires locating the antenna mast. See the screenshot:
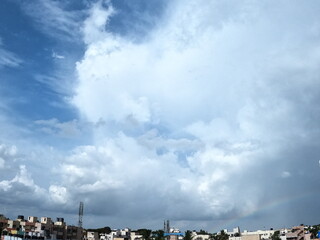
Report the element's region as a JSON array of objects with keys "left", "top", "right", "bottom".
[{"left": 78, "top": 202, "right": 84, "bottom": 228}]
